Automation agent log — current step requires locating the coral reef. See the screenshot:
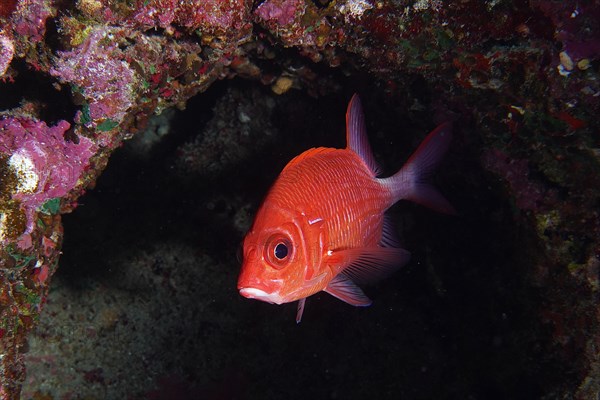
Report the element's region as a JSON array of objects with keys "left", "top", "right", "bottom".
[
  {"left": 0, "top": 0, "right": 598, "bottom": 398},
  {"left": 51, "top": 28, "right": 138, "bottom": 131},
  {"left": 0, "top": 117, "right": 94, "bottom": 398},
  {"left": 0, "top": 32, "right": 13, "bottom": 78}
]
